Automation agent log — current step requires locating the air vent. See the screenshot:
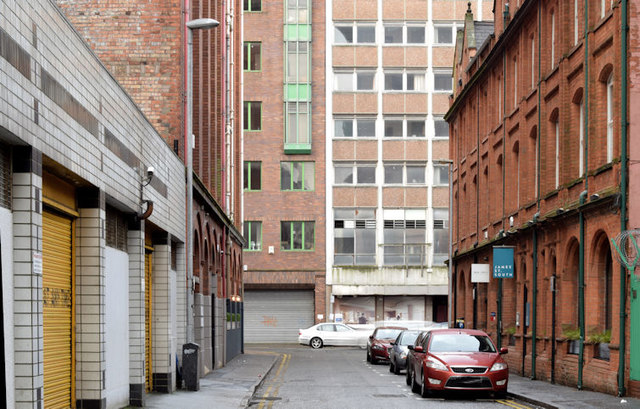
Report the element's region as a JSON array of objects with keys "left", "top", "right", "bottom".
[{"left": 0, "top": 143, "right": 11, "bottom": 210}]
